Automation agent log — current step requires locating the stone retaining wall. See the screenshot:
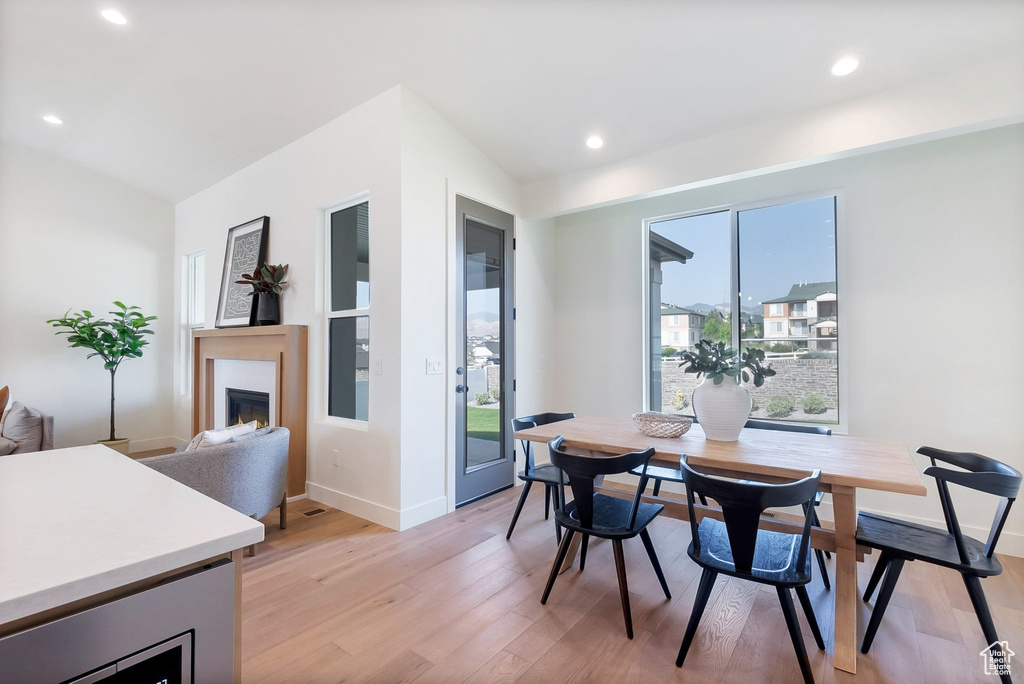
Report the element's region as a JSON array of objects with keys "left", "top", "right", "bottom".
[{"left": 660, "top": 358, "right": 838, "bottom": 412}]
